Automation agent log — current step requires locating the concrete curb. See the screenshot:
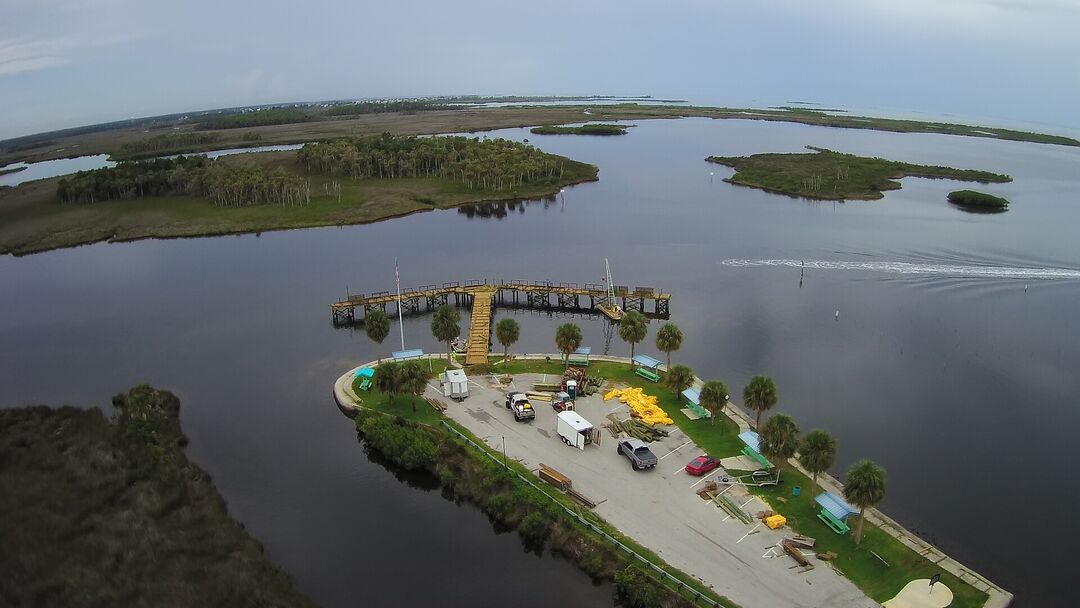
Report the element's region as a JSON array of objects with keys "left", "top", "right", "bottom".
[{"left": 332, "top": 352, "right": 1012, "bottom": 608}]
